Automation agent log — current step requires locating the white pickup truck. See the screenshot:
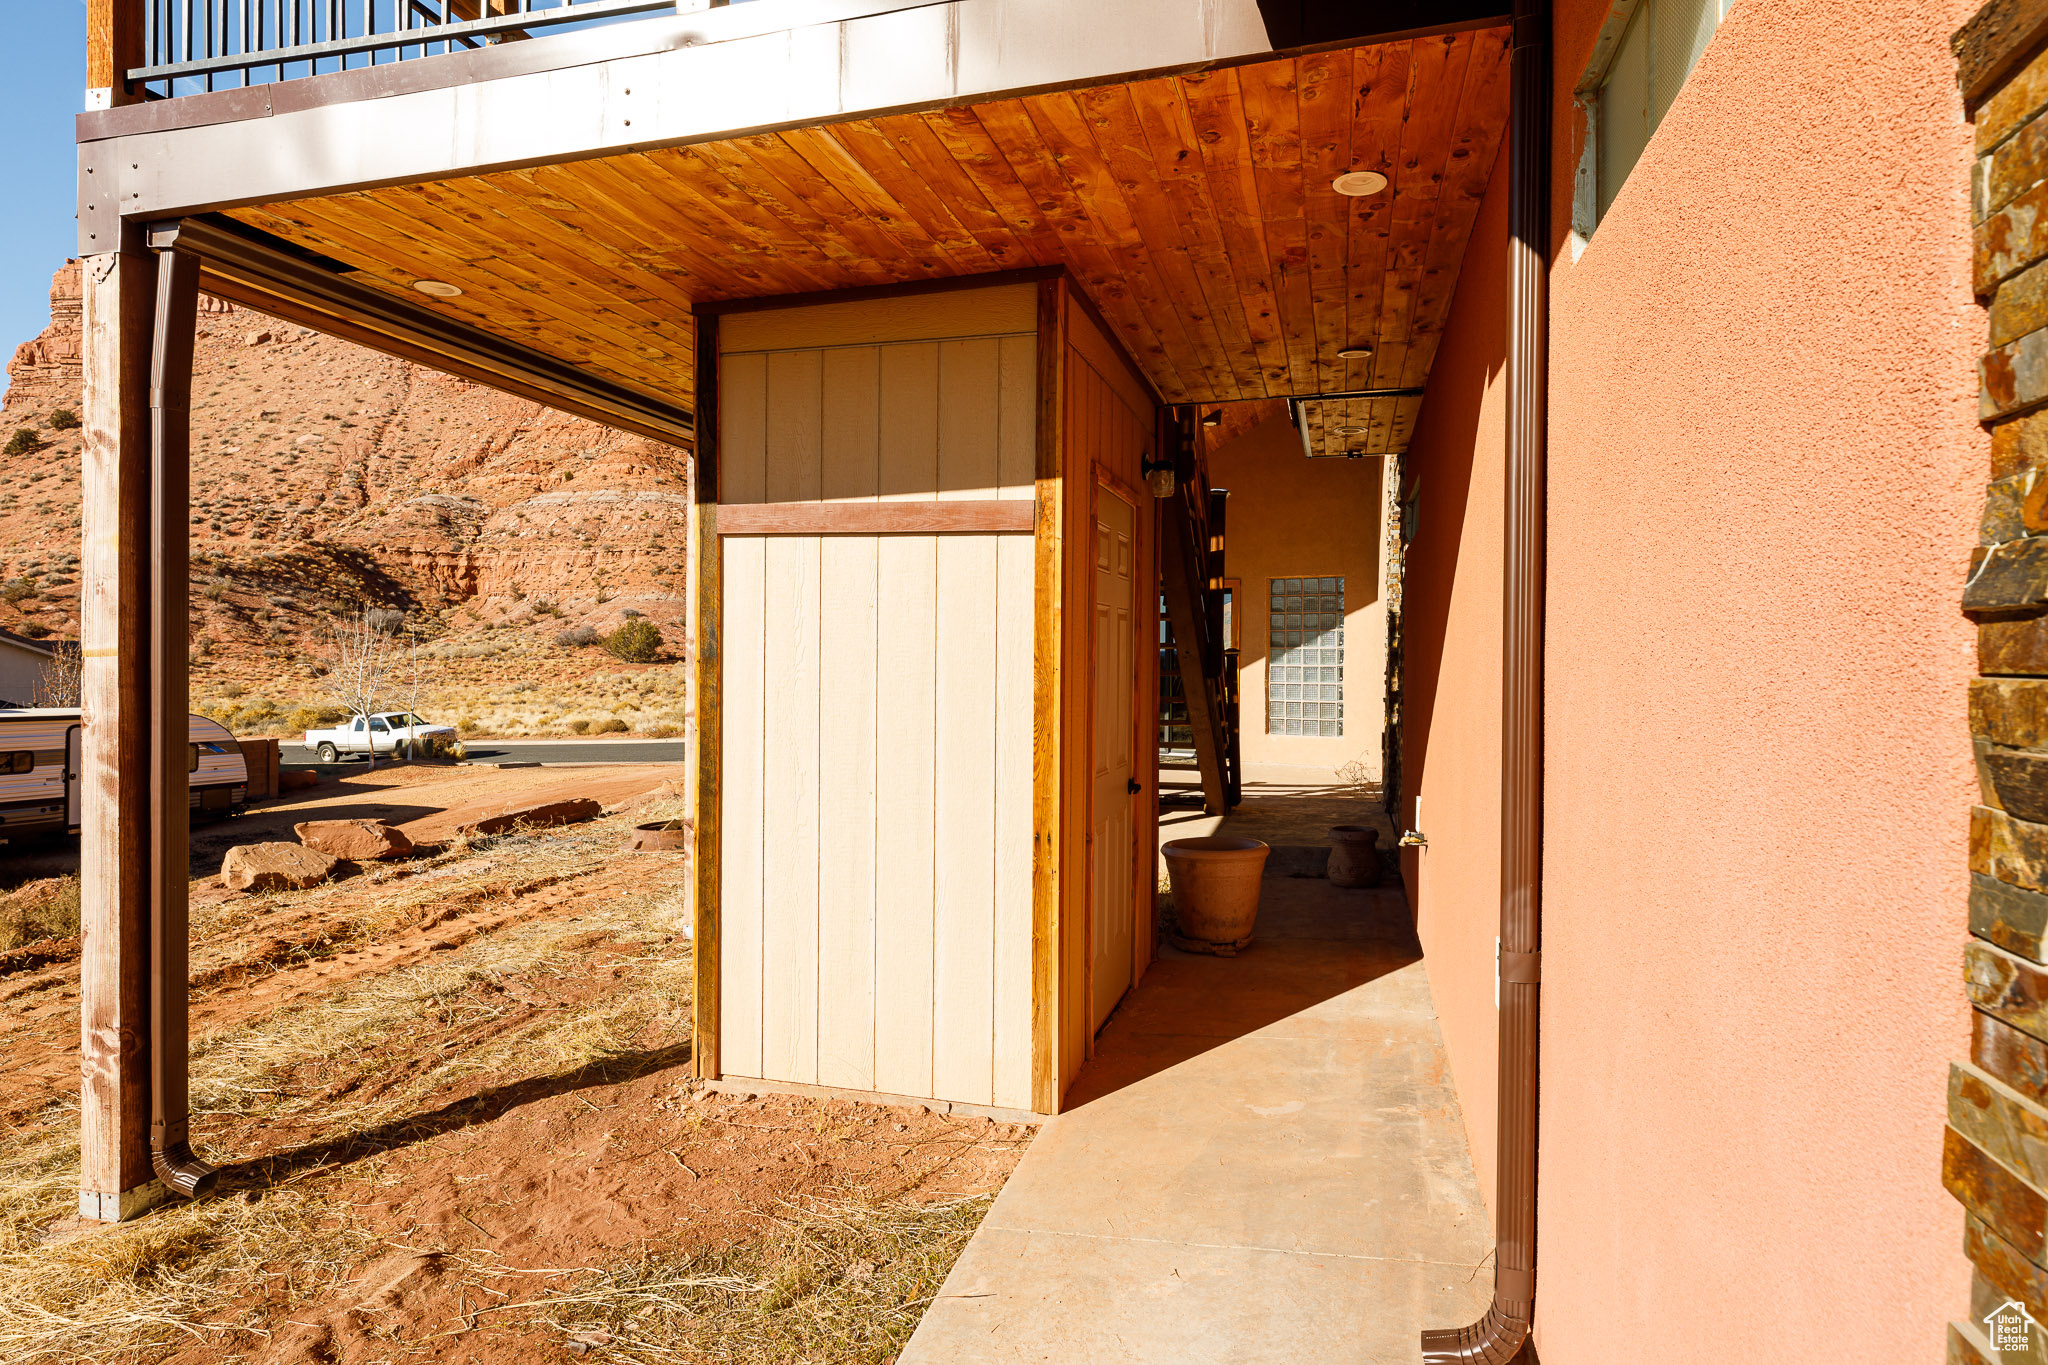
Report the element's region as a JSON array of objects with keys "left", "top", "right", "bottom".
[{"left": 305, "top": 711, "right": 458, "bottom": 763}]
